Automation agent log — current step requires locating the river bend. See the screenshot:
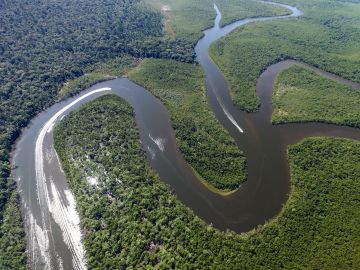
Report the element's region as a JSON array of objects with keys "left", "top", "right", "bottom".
[{"left": 11, "top": 2, "right": 360, "bottom": 269}]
